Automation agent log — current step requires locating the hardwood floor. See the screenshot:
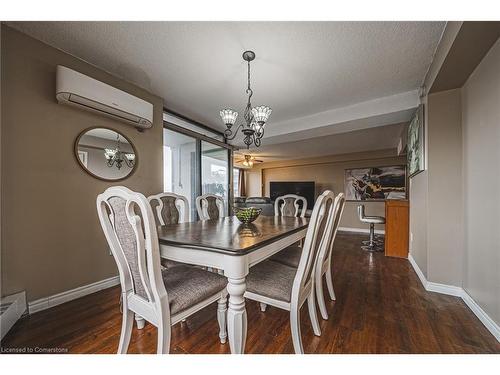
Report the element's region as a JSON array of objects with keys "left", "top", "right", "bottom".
[{"left": 1, "top": 232, "right": 499, "bottom": 354}]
